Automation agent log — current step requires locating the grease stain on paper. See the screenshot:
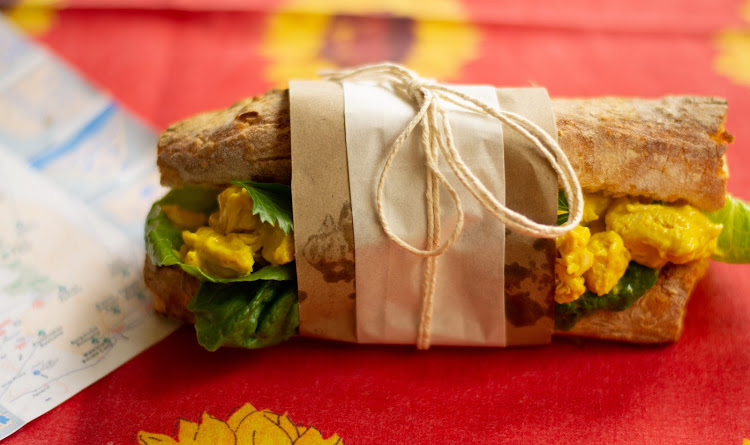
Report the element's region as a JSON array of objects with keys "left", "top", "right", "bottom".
[
  {"left": 302, "top": 202, "right": 355, "bottom": 284},
  {"left": 505, "top": 262, "right": 548, "bottom": 327}
]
